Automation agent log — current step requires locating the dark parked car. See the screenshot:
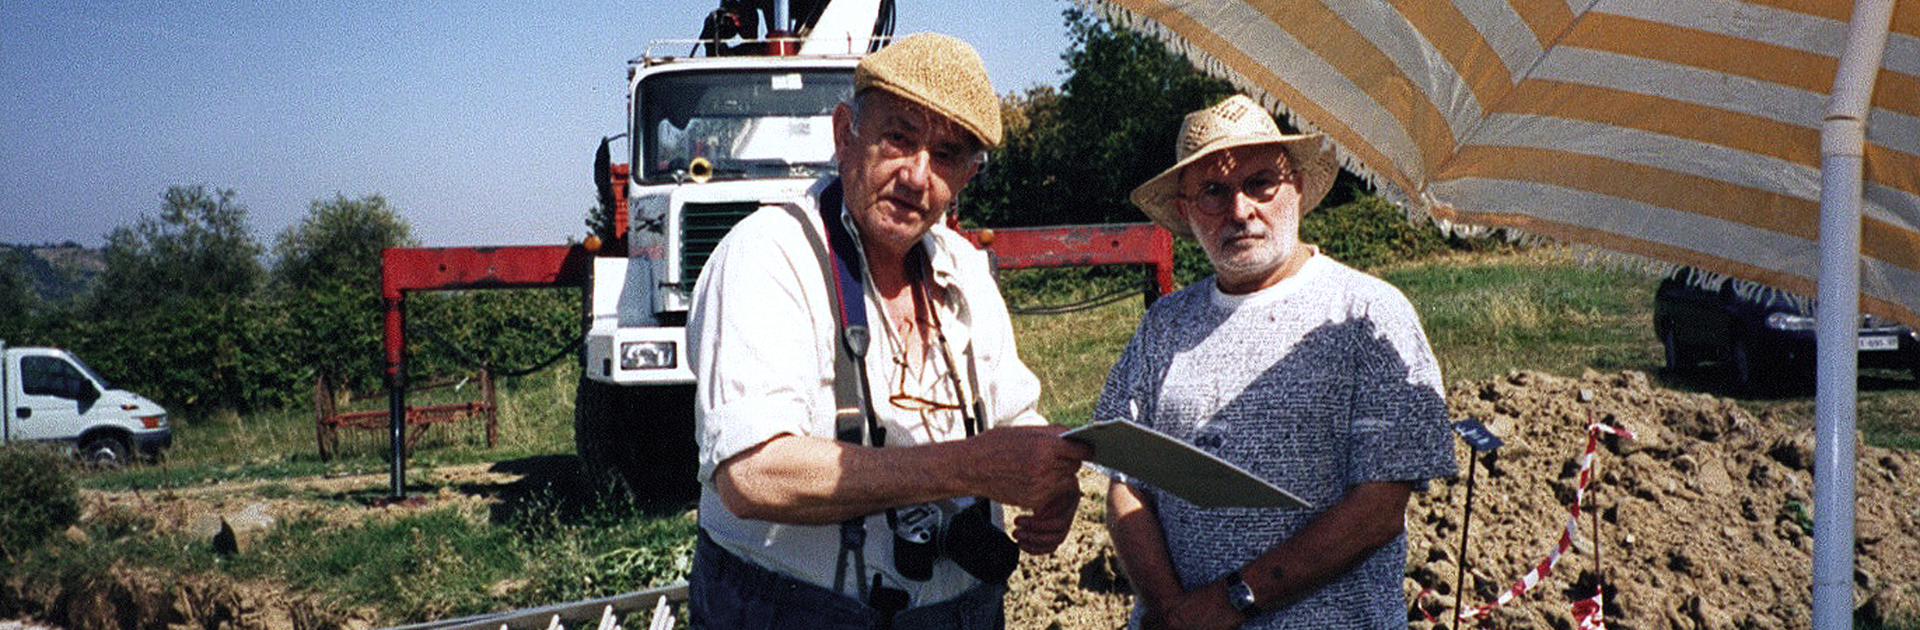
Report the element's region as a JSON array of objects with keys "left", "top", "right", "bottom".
[{"left": 1654, "top": 267, "right": 1920, "bottom": 391}]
